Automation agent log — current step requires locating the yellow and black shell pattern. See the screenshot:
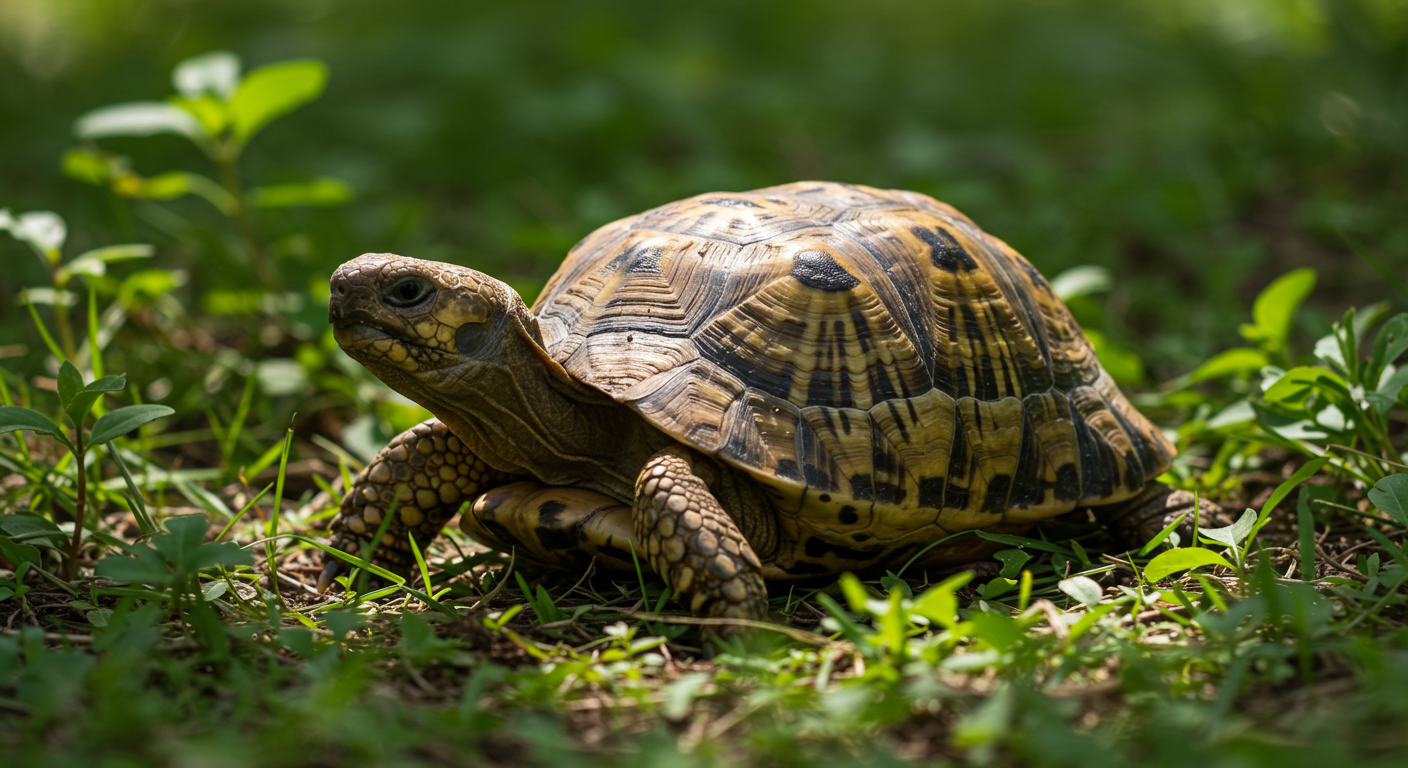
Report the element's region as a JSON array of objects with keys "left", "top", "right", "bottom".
[{"left": 533, "top": 182, "right": 1174, "bottom": 571}]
